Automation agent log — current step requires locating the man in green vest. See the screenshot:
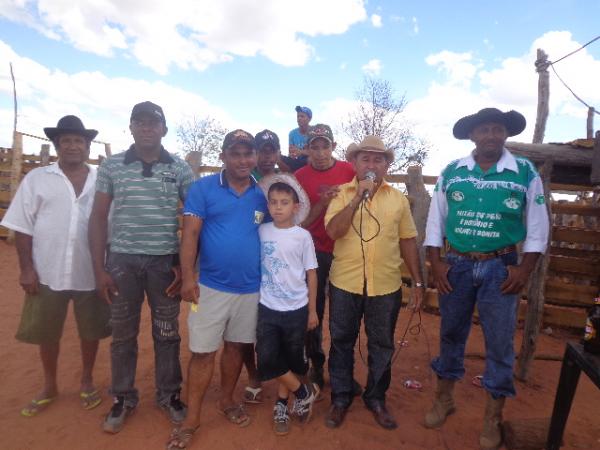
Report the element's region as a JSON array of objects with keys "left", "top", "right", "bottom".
[{"left": 423, "top": 108, "right": 549, "bottom": 450}]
